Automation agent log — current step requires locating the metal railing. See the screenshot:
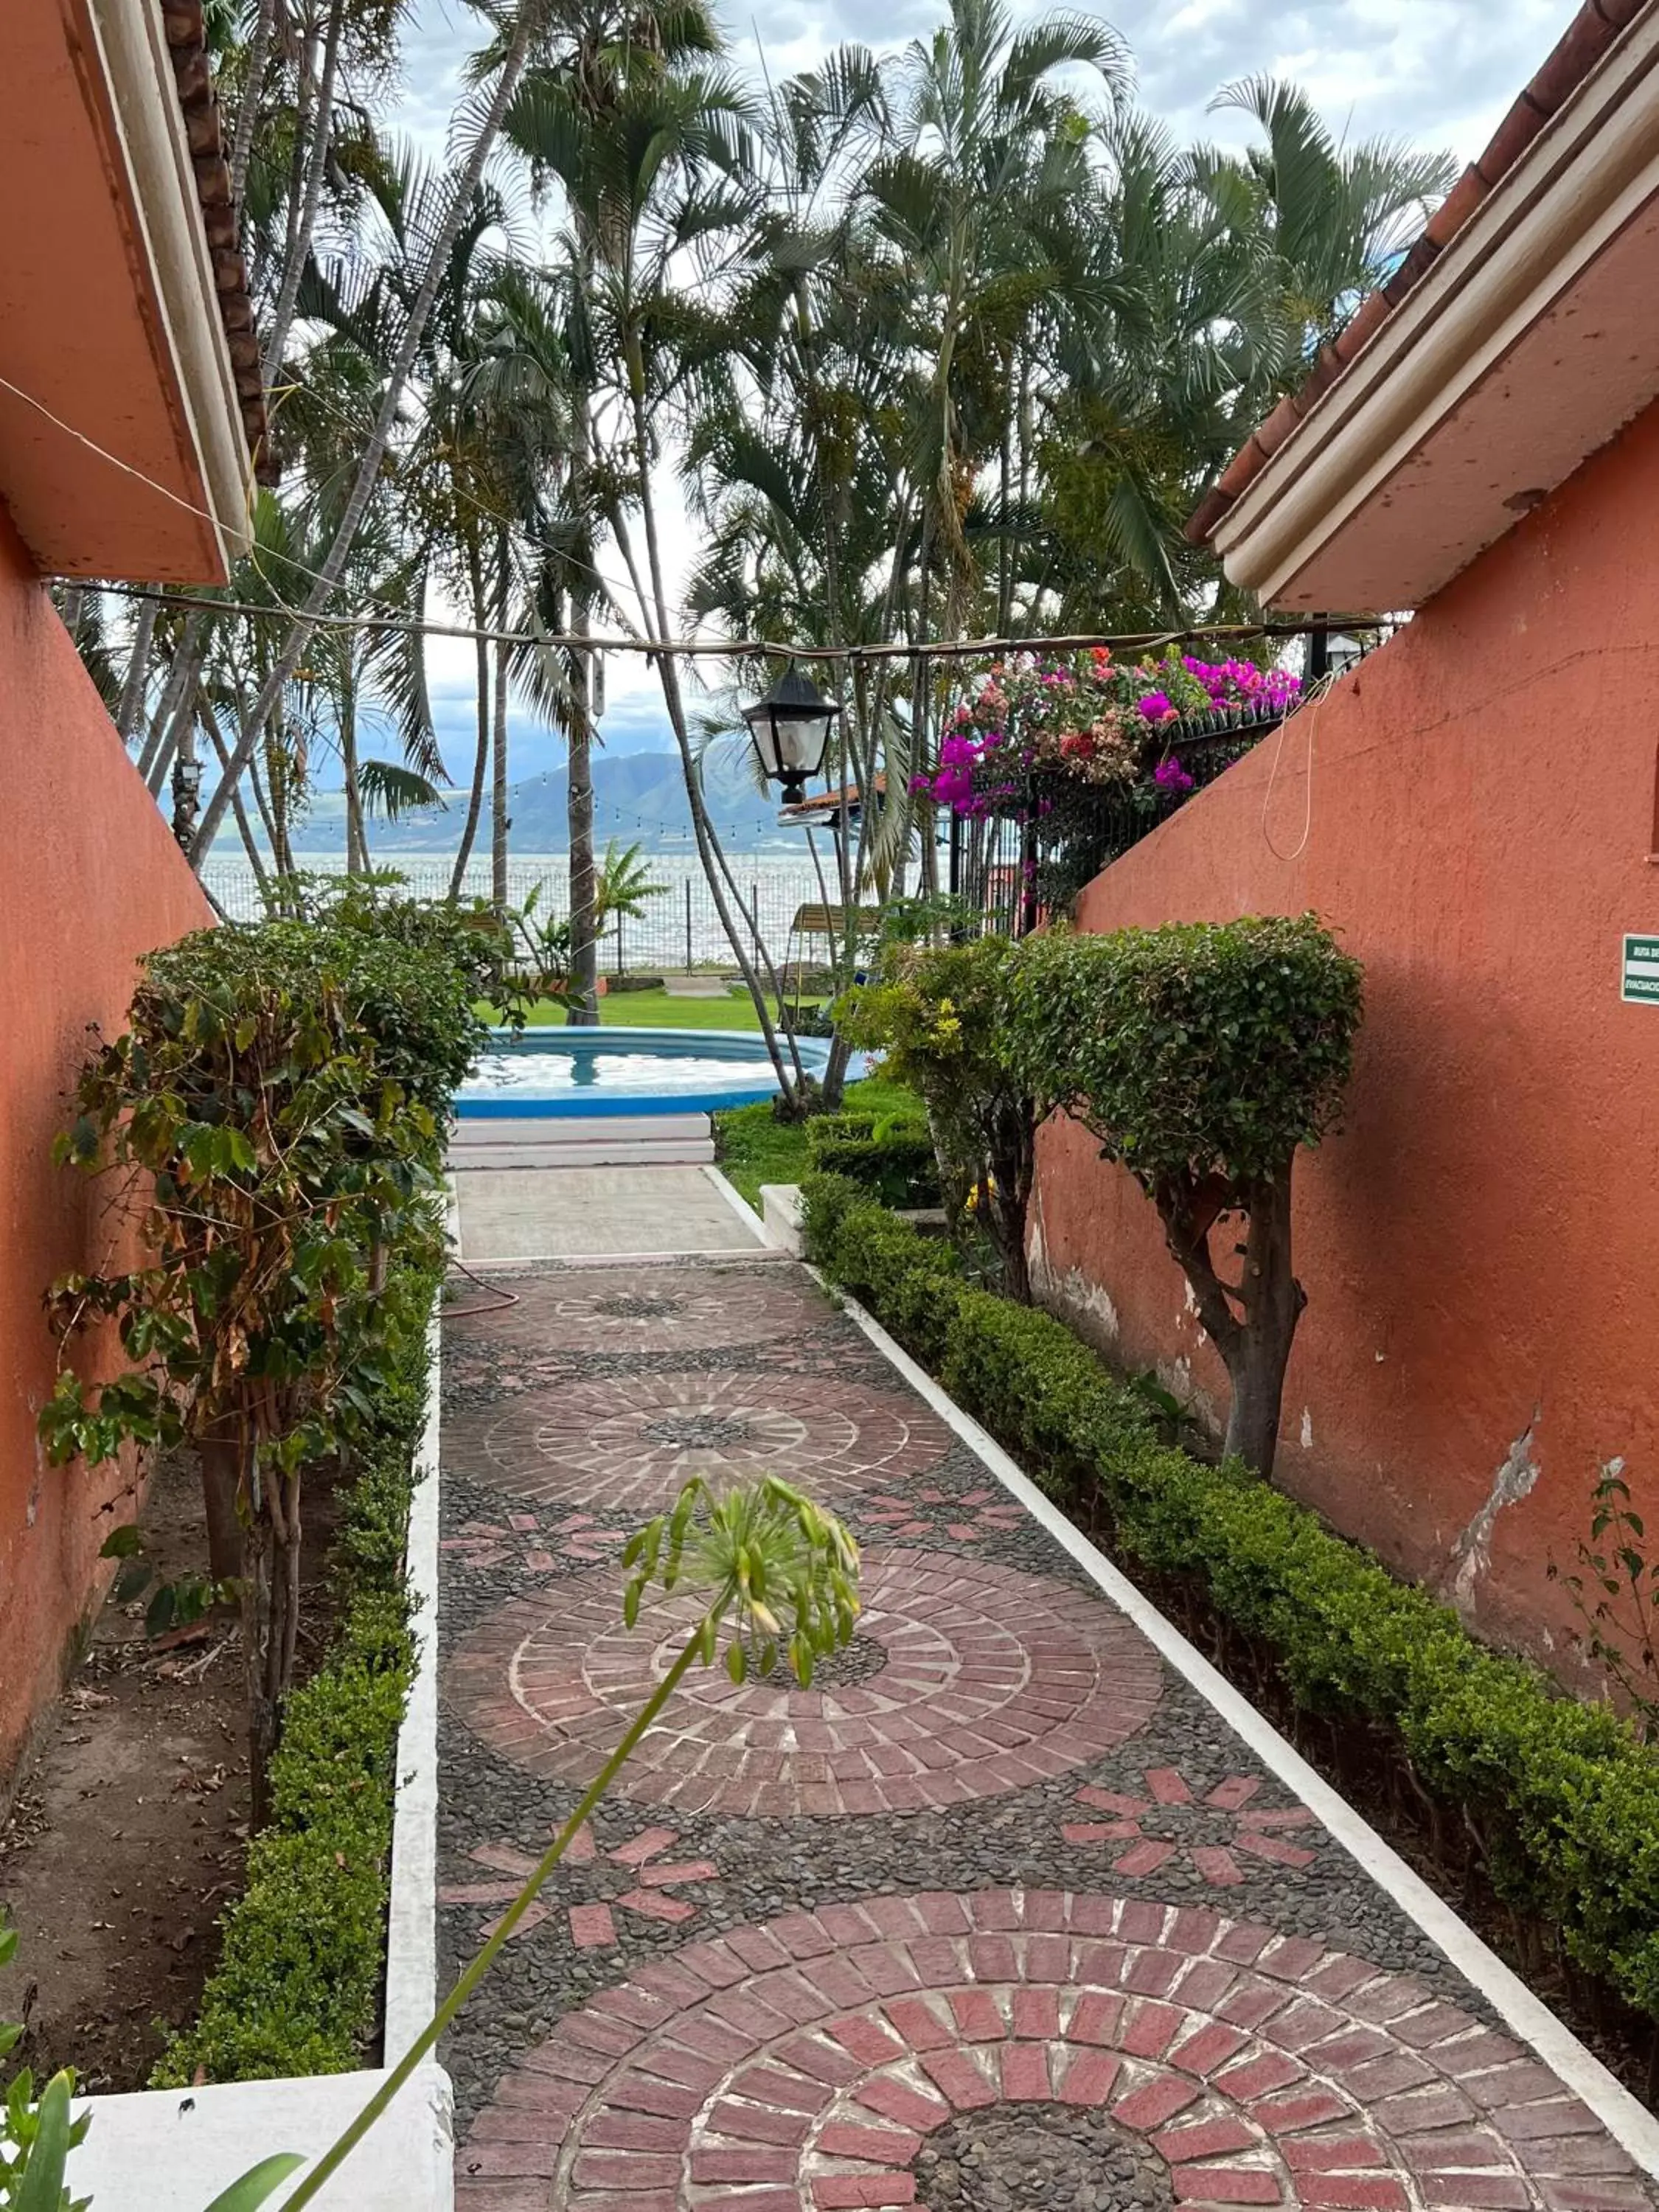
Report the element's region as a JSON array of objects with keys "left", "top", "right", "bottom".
[{"left": 198, "top": 854, "right": 828, "bottom": 973}]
